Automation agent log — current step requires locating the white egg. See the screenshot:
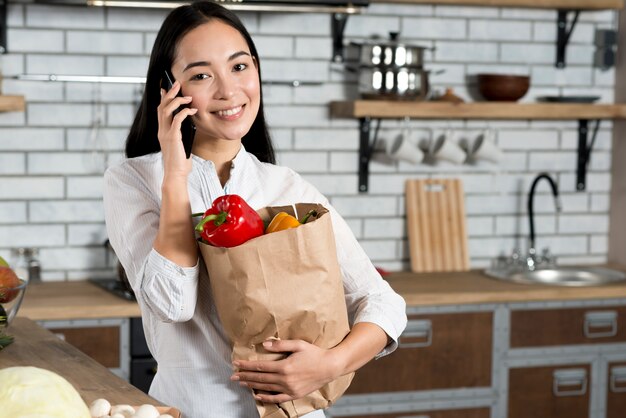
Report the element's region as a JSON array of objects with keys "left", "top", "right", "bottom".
[
  {"left": 89, "top": 398, "right": 111, "bottom": 417},
  {"left": 133, "top": 404, "right": 160, "bottom": 418},
  {"left": 110, "top": 404, "right": 135, "bottom": 417}
]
